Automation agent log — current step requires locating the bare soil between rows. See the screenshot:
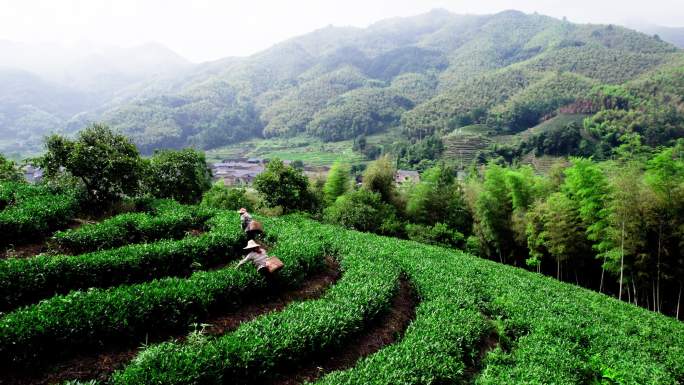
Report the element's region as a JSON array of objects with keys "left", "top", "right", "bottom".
[{"left": 1, "top": 257, "right": 341, "bottom": 385}]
